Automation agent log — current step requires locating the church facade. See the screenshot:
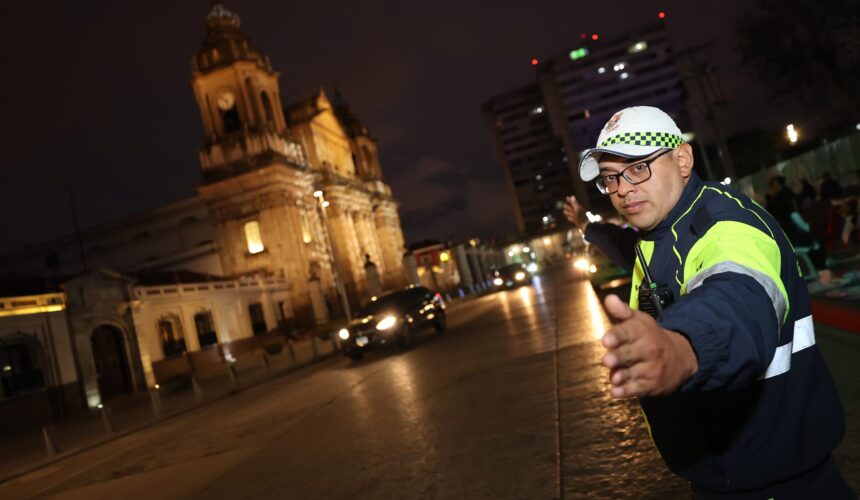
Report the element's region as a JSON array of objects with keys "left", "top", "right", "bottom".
[
  {"left": 0, "top": 3, "right": 407, "bottom": 326},
  {"left": 0, "top": 4, "right": 408, "bottom": 417}
]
